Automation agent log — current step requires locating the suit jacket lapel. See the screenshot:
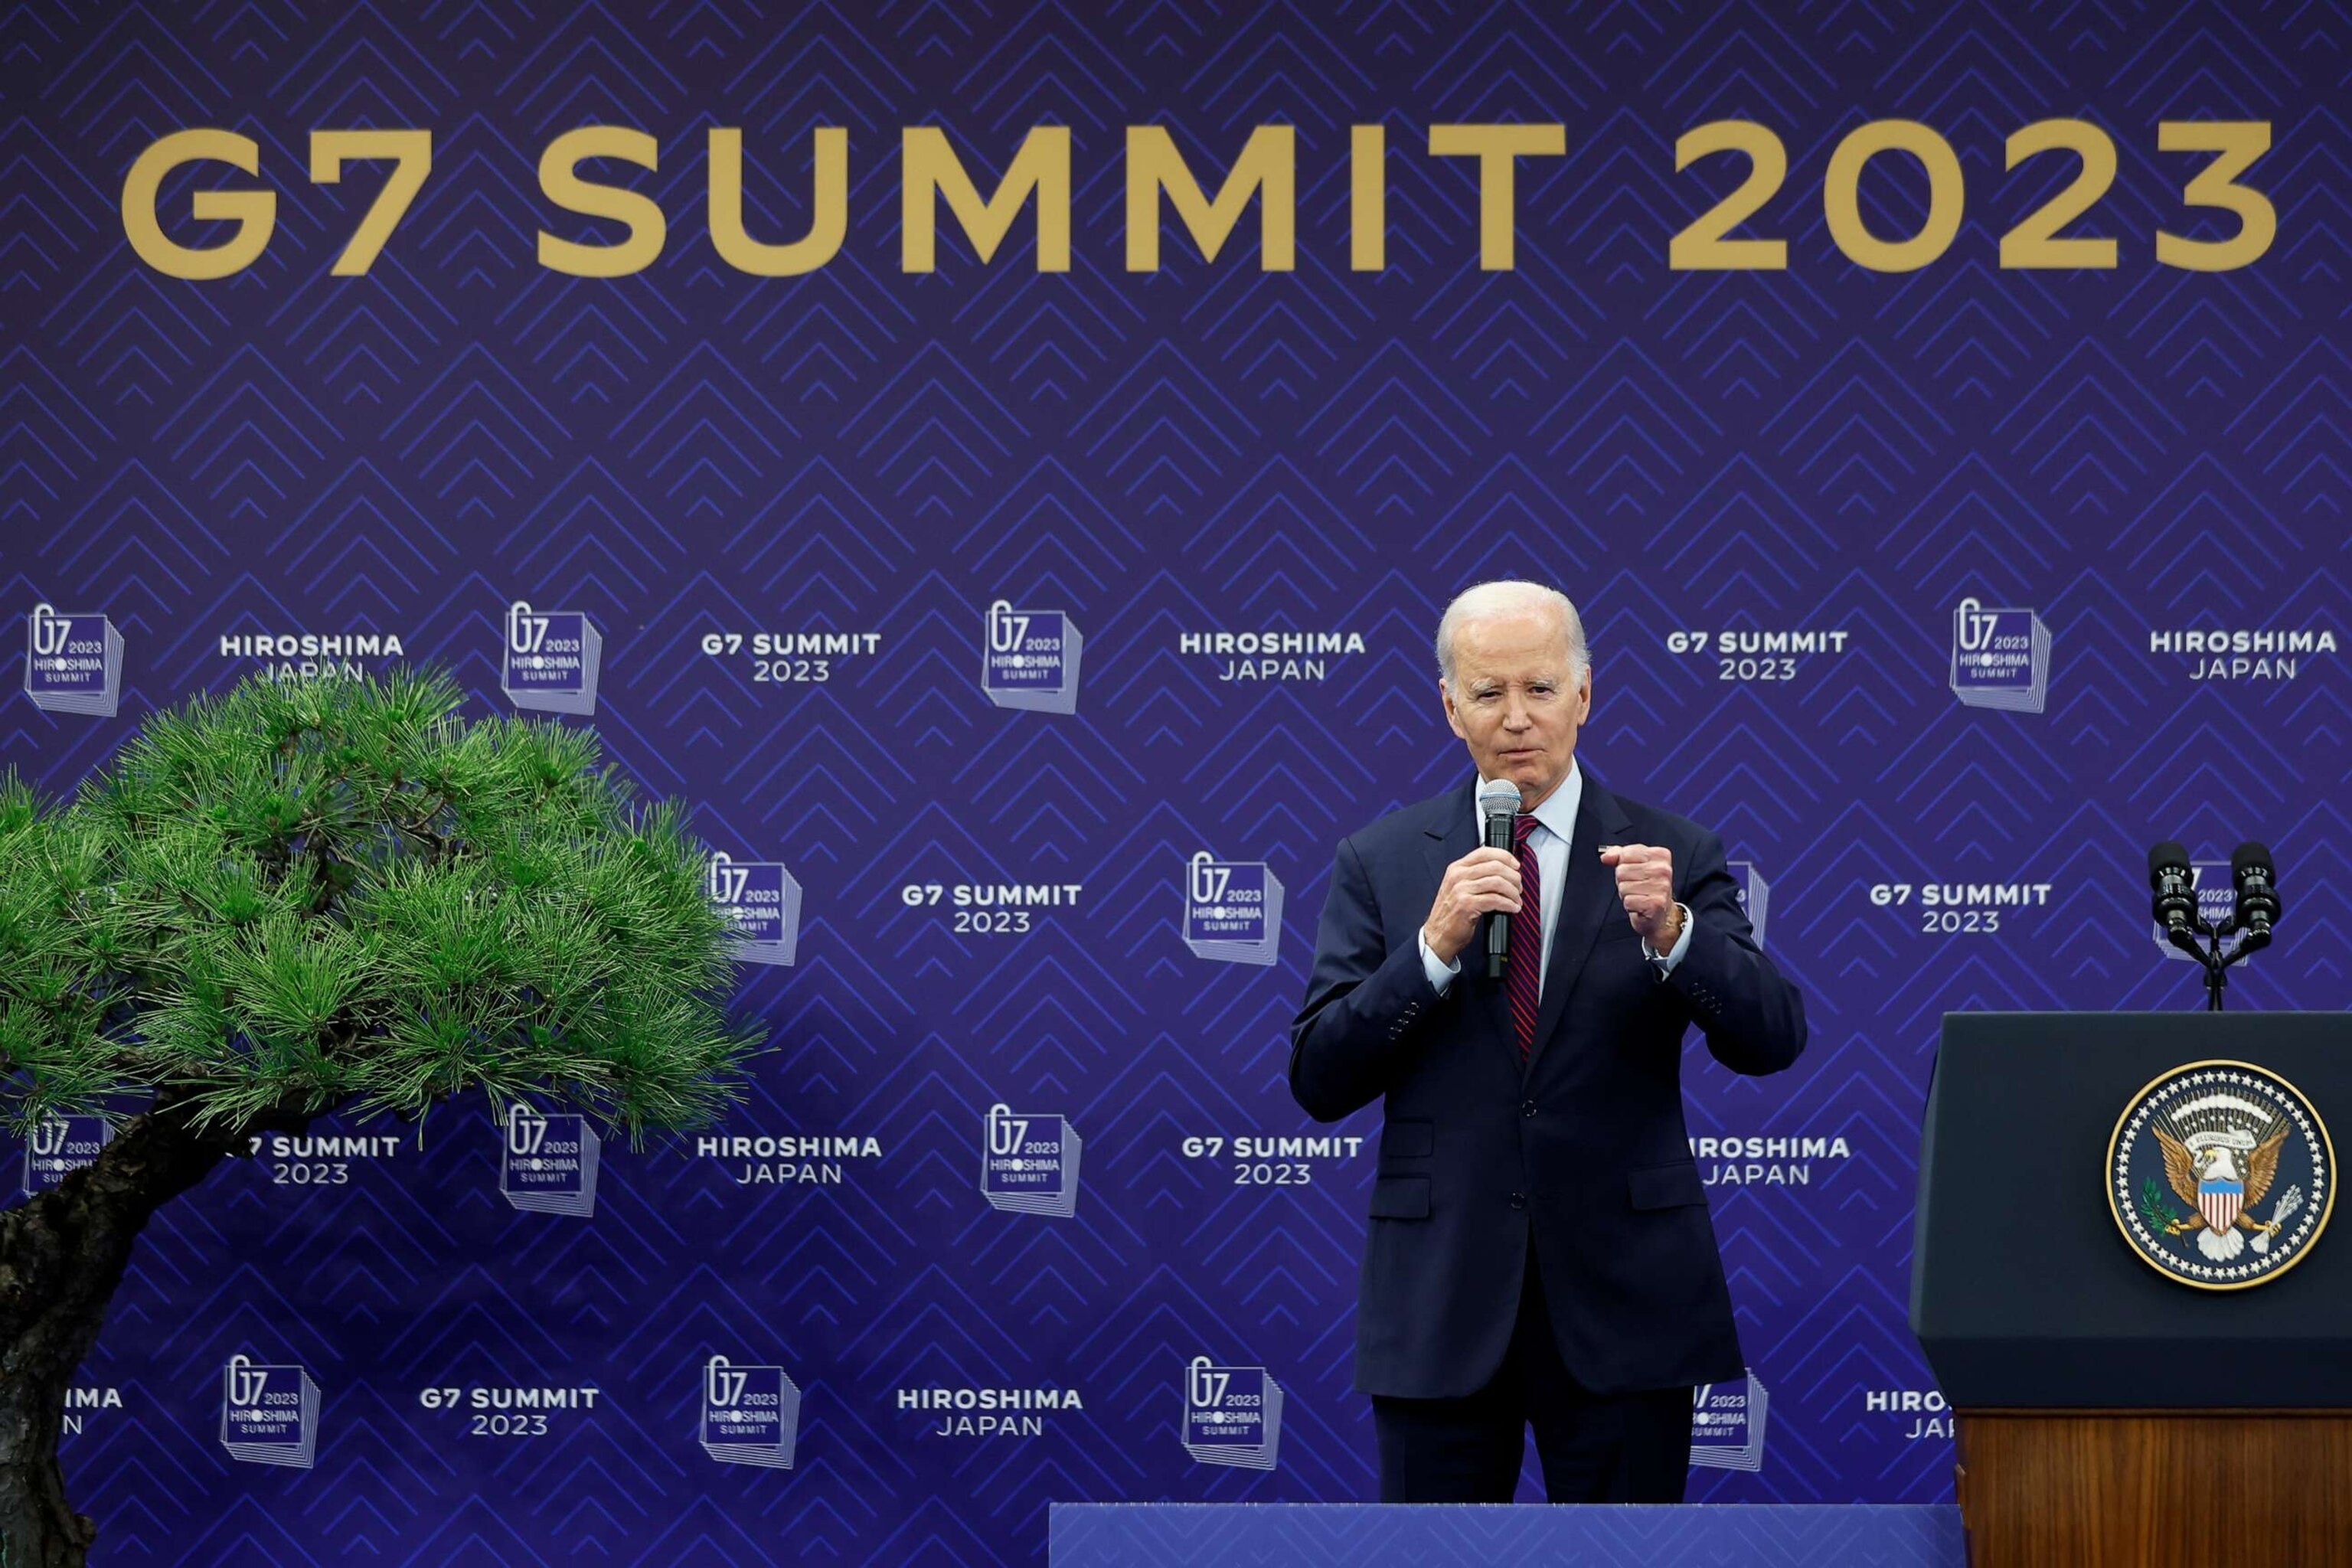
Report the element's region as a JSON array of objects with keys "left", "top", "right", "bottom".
[
  {"left": 1417, "top": 779, "right": 1481, "bottom": 884},
  {"left": 1524, "top": 775, "right": 1633, "bottom": 1080}
]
